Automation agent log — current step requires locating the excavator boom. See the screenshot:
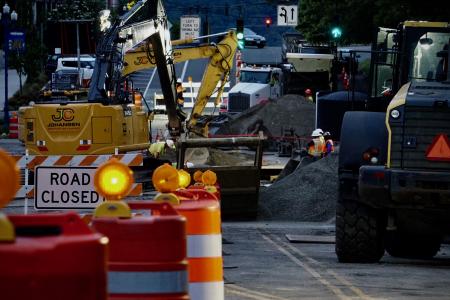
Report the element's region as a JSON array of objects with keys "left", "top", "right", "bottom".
[{"left": 122, "top": 31, "right": 238, "bottom": 136}]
